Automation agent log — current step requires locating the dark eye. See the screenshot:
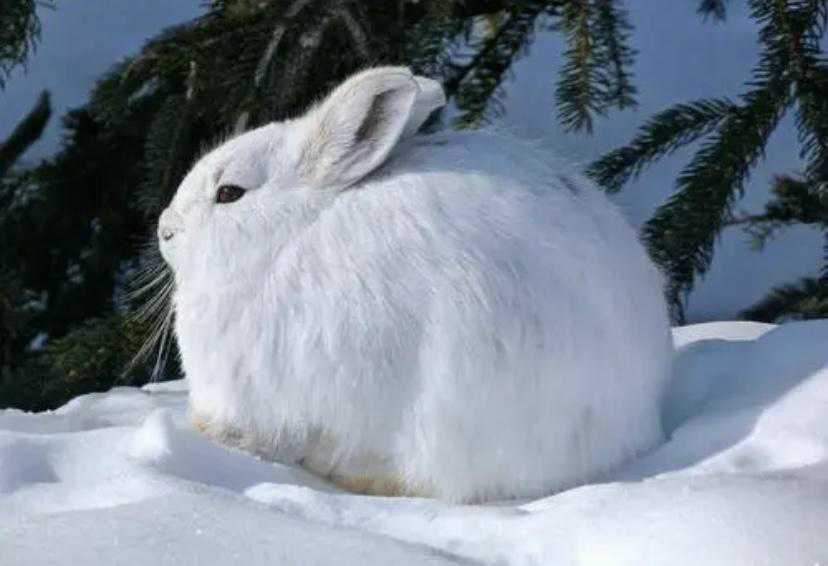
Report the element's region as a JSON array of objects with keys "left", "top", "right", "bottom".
[{"left": 216, "top": 184, "right": 246, "bottom": 204}]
